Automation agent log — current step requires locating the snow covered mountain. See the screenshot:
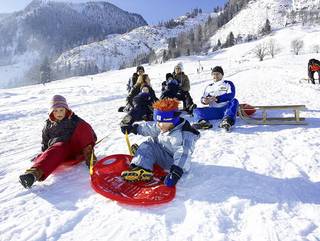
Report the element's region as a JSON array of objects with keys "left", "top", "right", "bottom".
[
  {"left": 209, "top": 0, "right": 320, "bottom": 47},
  {"left": 0, "top": 0, "right": 147, "bottom": 88},
  {"left": 1, "top": 23, "right": 320, "bottom": 241},
  {"left": 52, "top": 13, "right": 211, "bottom": 80}
]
